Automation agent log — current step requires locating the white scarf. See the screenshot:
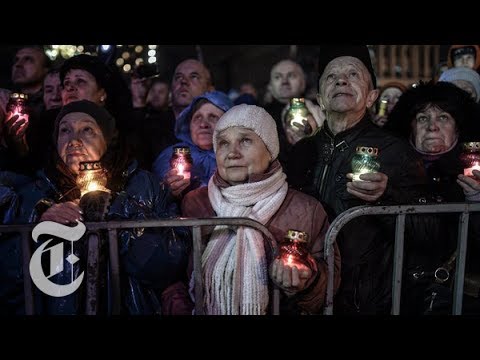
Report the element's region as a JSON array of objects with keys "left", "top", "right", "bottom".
[{"left": 202, "top": 166, "right": 288, "bottom": 315}]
